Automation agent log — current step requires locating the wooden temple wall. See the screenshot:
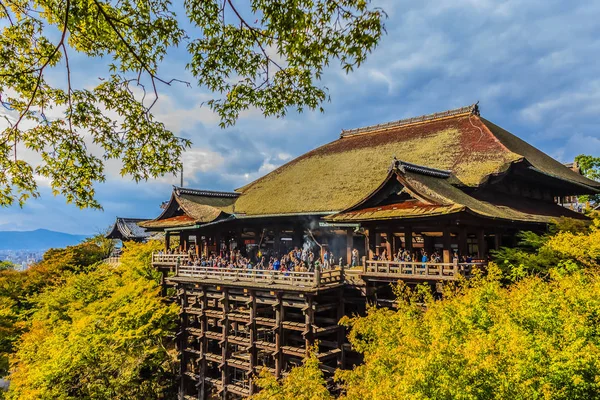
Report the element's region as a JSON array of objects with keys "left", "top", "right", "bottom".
[{"left": 174, "top": 282, "right": 346, "bottom": 400}]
